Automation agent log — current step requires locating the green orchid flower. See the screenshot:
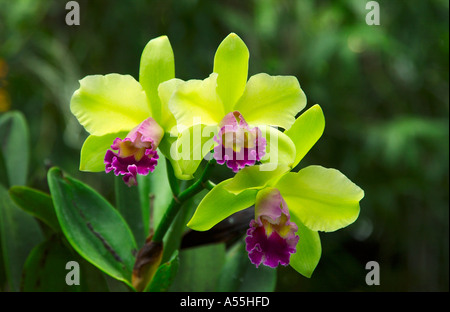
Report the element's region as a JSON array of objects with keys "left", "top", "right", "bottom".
[
  {"left": 164, "top": 33, "right": 306, "bottom": 179},
  {"left": 186, "top": 104, "right": 365, "bottom": 277},
  {"left": 70, "top": 36, "right": 178, "bottom": 186}
]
